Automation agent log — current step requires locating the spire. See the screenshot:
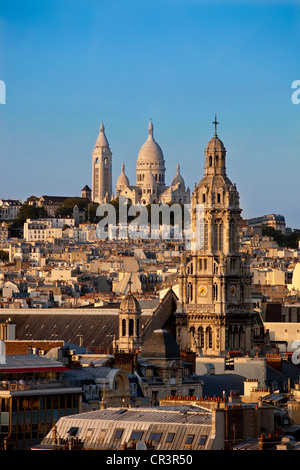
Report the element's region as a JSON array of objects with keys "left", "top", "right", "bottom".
[
  {"left": 148, "top": 119, "right": 153, "bottom": 137},
  {"left": 94, "top": 121, "right": 110, "bottom": 148},
  {"left": 212, "top": 114, "right": 219, "bottom": 137}
]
